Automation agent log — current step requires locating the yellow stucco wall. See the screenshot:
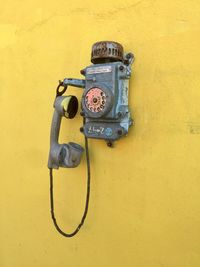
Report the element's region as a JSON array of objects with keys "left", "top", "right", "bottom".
[{"left": 1, "top": 1, "right": 200, "bottom": 266}]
